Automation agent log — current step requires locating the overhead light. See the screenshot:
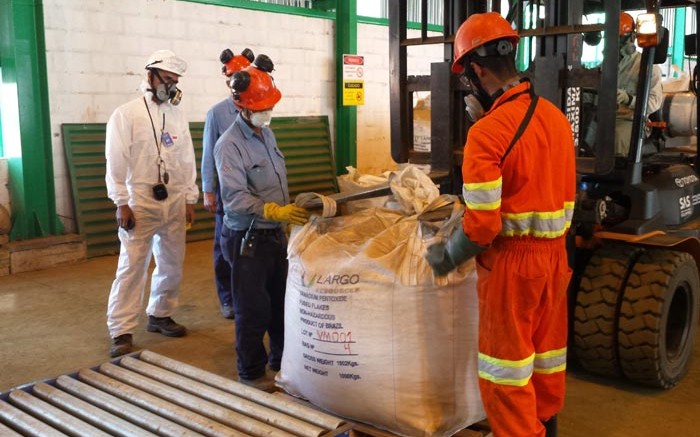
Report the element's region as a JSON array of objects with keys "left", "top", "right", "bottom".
[{"left": 636, "top": 13, "right": 661, "bottom": 48}]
